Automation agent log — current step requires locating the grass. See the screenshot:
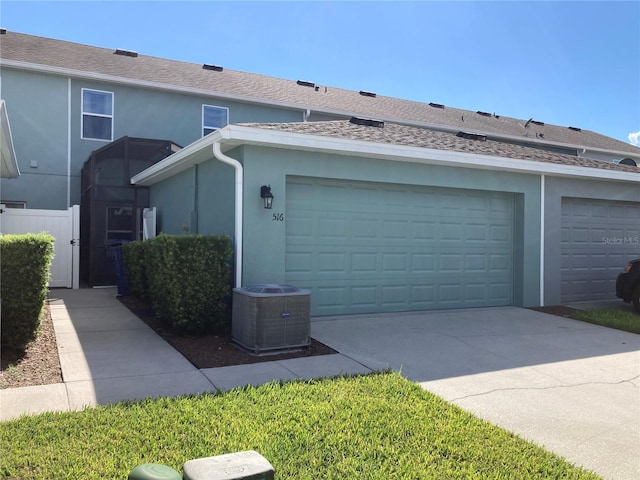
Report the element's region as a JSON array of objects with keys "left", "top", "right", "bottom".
[
  {"left": 0, "top": 373, "right": 599, "bottom": 479},
  {"left": 571, "top": 308, "right": 640, "bottom": 334}
]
